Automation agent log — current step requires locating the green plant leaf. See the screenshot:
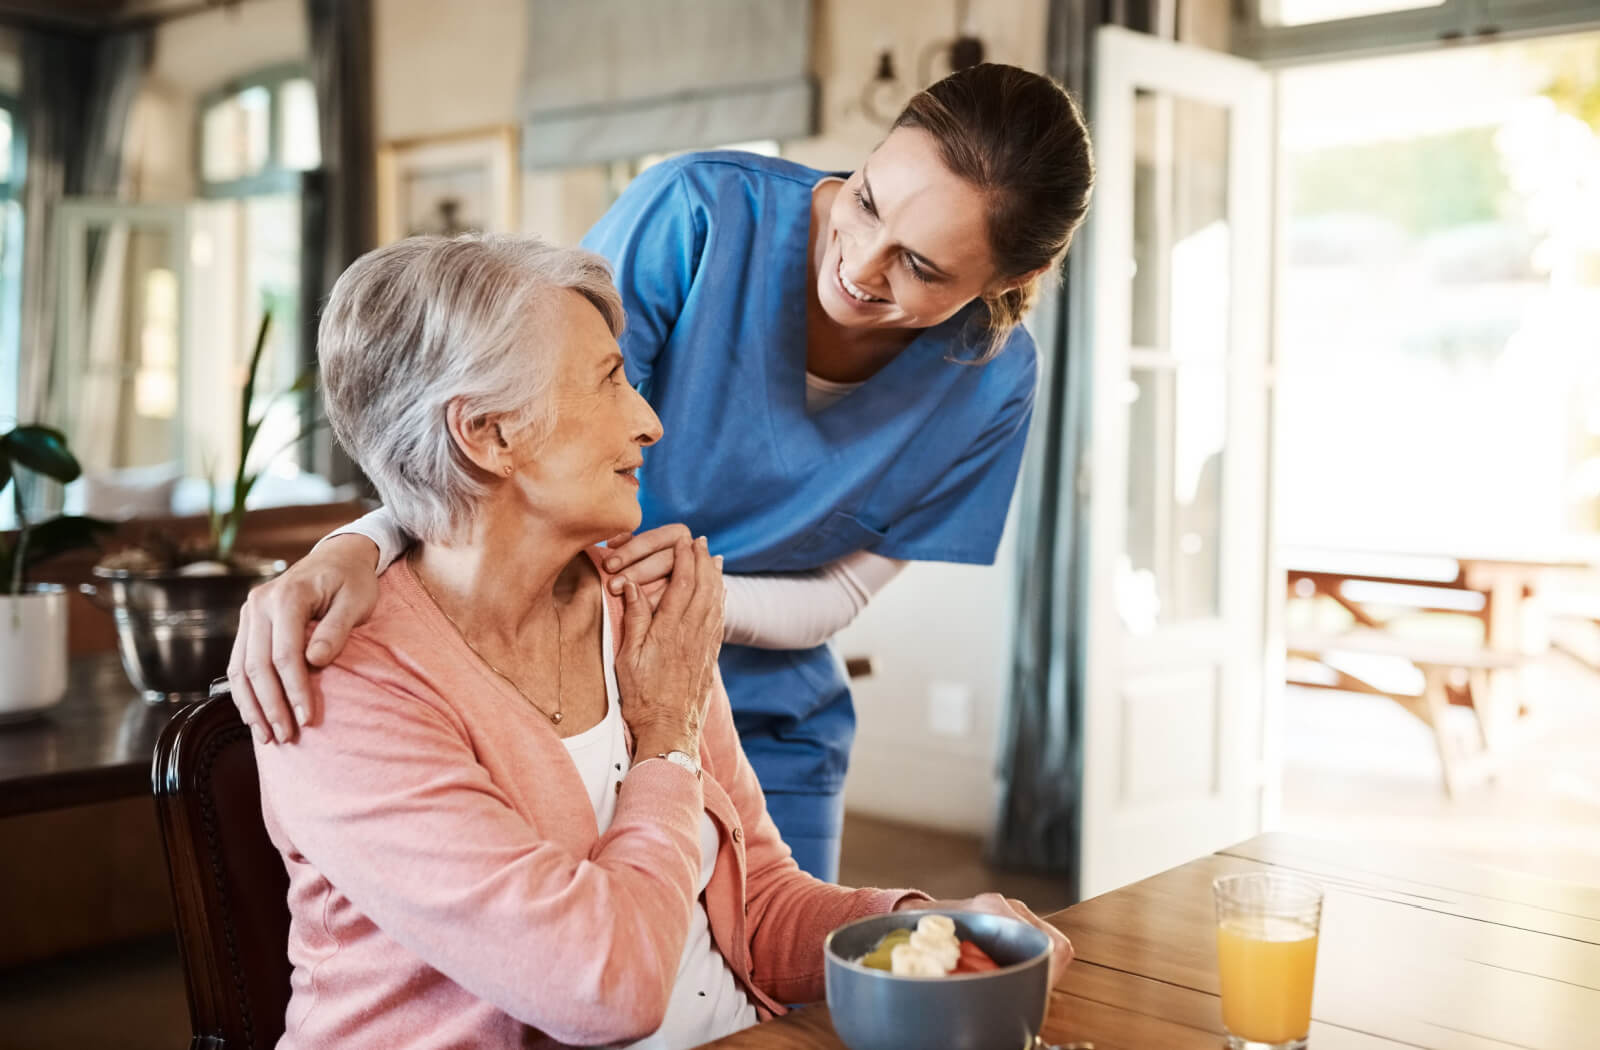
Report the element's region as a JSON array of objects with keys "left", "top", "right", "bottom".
[
  {"left": 211, "top": 310, "right": 273, "bottom": 560},
  {"left": 3, "top": 425, "right": 82, "bottom": 483},
  {"left": 21, "top": 515, "right": 116, "bottom": 568}
]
